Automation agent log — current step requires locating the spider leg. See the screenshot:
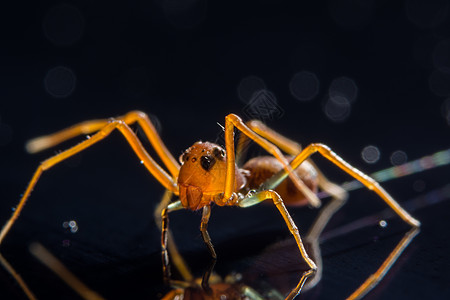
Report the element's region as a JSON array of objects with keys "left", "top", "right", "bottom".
[
  {"left": 347, "top": 227, "right": 419, "bottom": 300},
  {"left": 241, "top": 120, "right": 348, "bottom": 205},
  {"left": 0, "top": 253, "right": 37, "bottom": 300},
  {"left": 238, "top": 190, "right": 316, "bottom": 299},
  {"left": 222, "top": 114, "right": 316, "bottom": 205},
  {"left": 198, "top": 205, "right": 217, "bottom": 291},
  {"left": 0, "top": 120, "right": 178, "bottom": 246},
  {"left": 271, "top": 143, "right": 421, "bottom": 298},
  {"left": 303, "top": 195, "right": 348, "bottom": 291},
  {"left": 288, "top": 143, "right": 420, "bottom": 227},
  {"left": 29, "top": 243, "right": 105, "bottom": 300},
  {"left": 154, "top": 190, "right": 193, "bottom": 282},
  {"left": 199, "top": 205, "right": 216, "bottom": 259},
  {"left": 25, "top": 110, "right": 180, "bottom": 178},
  {"left": 161, "top": 200, "right": 184, "bottom": 285}
]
